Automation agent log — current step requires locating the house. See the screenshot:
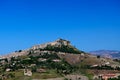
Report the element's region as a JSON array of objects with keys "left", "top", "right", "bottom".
[
  {"left": 91, "top": 64, "right": 98, "bottom": 67},
  {"left": 52, "top": 59, "right": 61, "bottom": 62},
  {"left": 6, "top": 68, "right": 11, "bottom": 72},
  {"left": 58, "top": 52, "right": 66, "bottom": 55},
  {"left": 36, "top": 68, "right": 46, "bottom": 73},
  {"left": 93, "top": 75, "right": 99, "bottom": 80},
  {"left": 93, "top": 73, "right": 119, "bottom": 80},
  {"left": 30, "top": 64, "right": 36, "bottom": 67},
  {"left": 38, "top": 58, "right": 47, "bottom": 62},
  {"left": 81, "top": 53, "right": 85, "bottom": 56},
  {"left": 102, "top": 74, "right": 117, "bottom": 80},
  {"left": 94, "top": 74, "right": 119, "bottom": 80},
  {"left": 24, "top": 69, "right": 32, "bottom": 76},
  {"left": 105, "top": 62, "right": 110, "bottom": 65}
]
